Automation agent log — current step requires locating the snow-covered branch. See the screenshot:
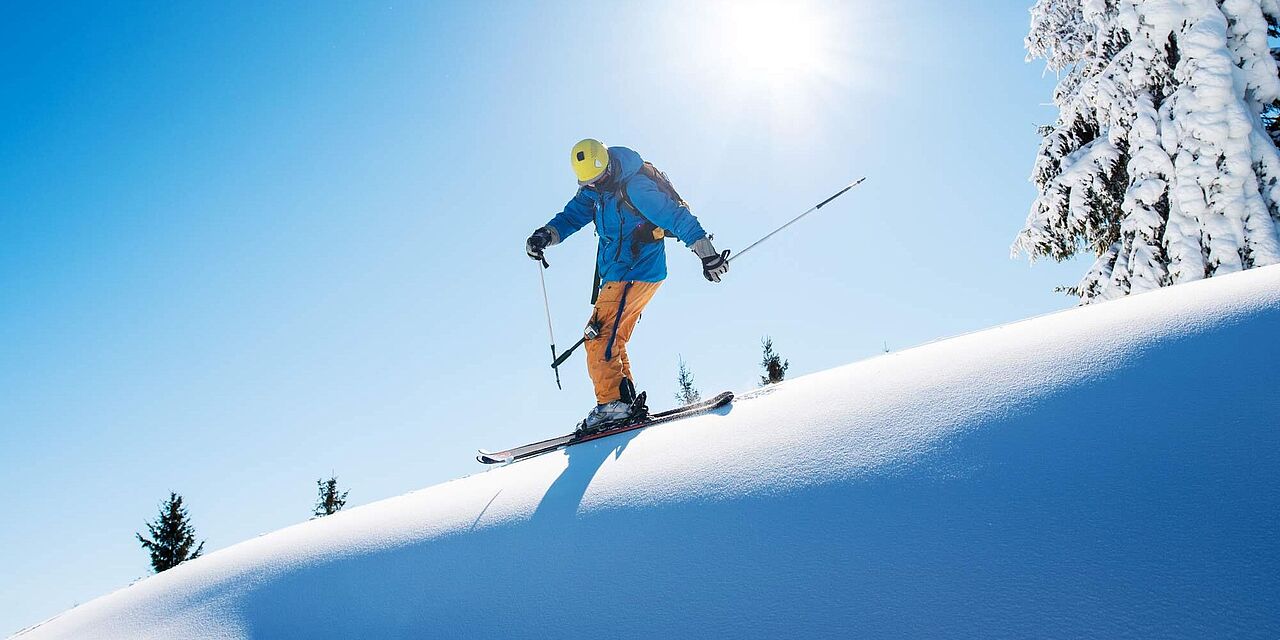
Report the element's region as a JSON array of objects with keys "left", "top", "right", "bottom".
[{"left": 1018, "top": 0, "right": 1280, "bottom": 302}]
